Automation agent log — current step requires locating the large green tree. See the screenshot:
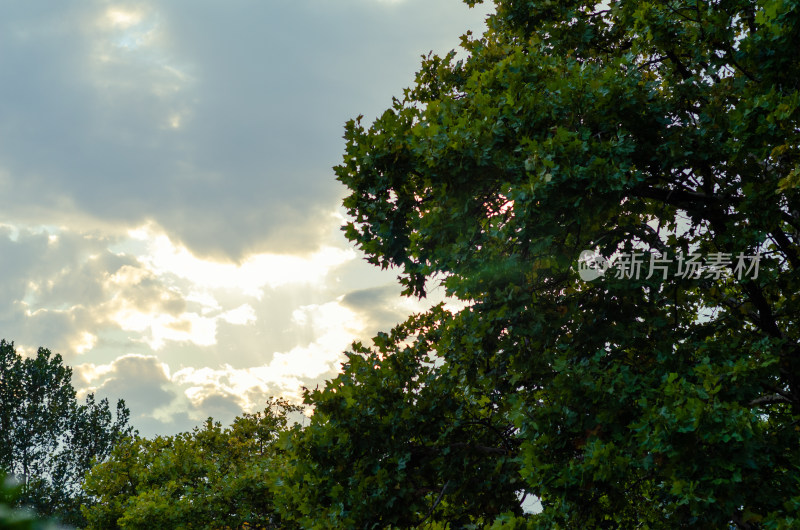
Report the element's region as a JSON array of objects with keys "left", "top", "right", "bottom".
[
  {"left": 279, "top": 0, "right": 800, "bottom": 527},
  {"left": 82, "top": 398, "right": 301, "bottom": 529},
  {"left": 0, "top": 340, "right": 133, "bottom": 527}
]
